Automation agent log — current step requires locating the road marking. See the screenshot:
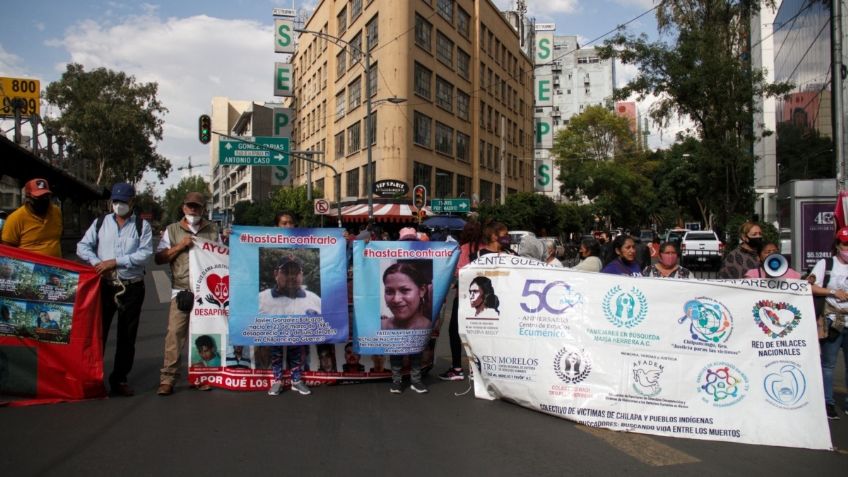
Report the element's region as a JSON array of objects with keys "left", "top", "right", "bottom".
[
  {"left": 578, "top": 426, "right": 700, "bottom": 467},
  {"left": 152, "top": 270, "right": 172, "bottom": 304}
]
